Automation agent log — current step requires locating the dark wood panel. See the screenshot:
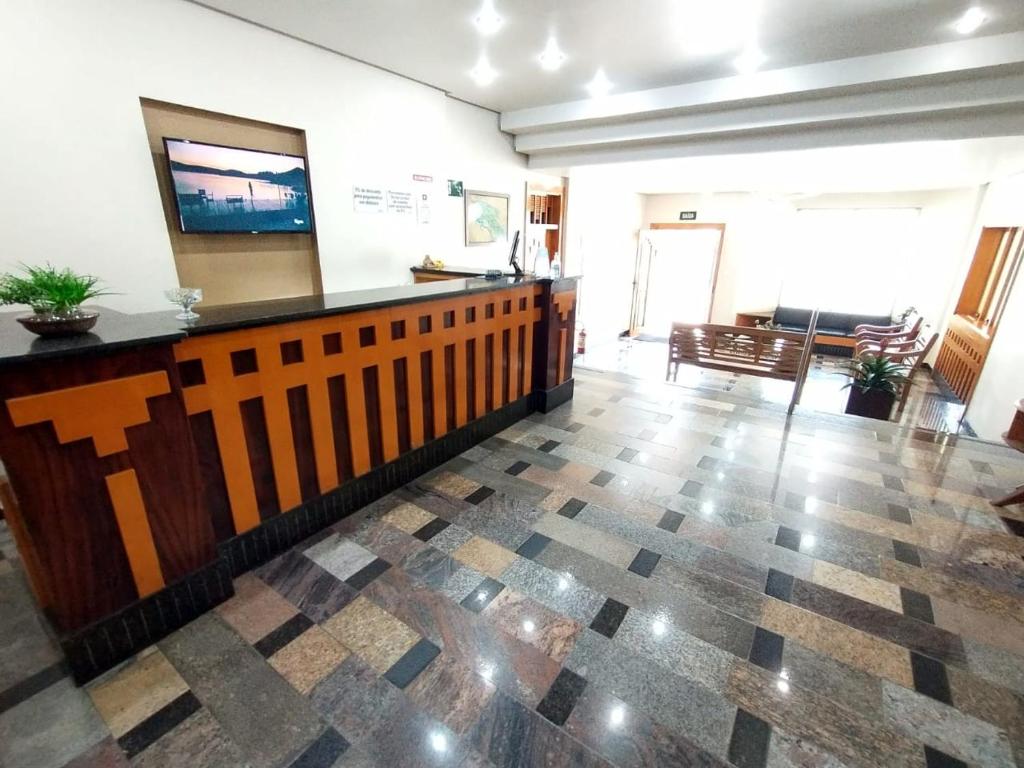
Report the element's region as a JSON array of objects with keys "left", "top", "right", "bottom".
[
  {"left": 239, "top": 397, "right": 280, "bottom": 520},
  {"left": 444, "top": 344, "right": 456, "bottom": 432},
  {"left": 189, "top": 410, "right": 234, "bottom": 542},
  {"left": 517, "top": 324, "right": 526, "bottom": 398},
  {"left": 466, "top": 339, "right": 477, "bottom": 421},
  {"left": 393, "top": 357, "right": 411, "bottom": 454},
  {"left": 420, "top": 351, "right": 435, "bottom": 441},
  {"left": 287, "top": 385, "right": 319, "bottom": 503},
  {"left": 363, "top": 366, "right": 384, "bottom": 469},
  {"left": 327, "top": 374, "right": 354, "bottom": 483},
  {"left": 485, "top": 334, "right": 495, "bottom": 412},
  {"left": 501, "top": 328, "right": 511, "bottom": 406}
]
